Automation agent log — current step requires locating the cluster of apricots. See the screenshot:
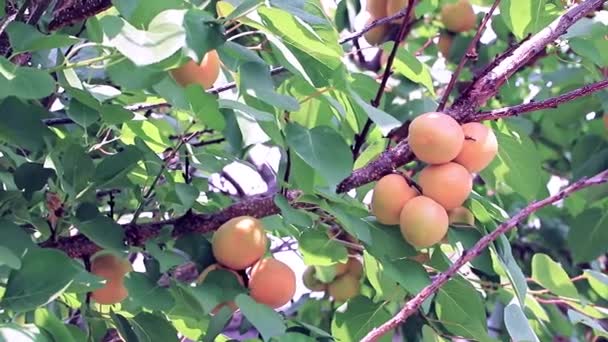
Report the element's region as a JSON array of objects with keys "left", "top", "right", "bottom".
[
  {"left": 363, "top": 0, "right": 408, "bottom": 45},
  {"left": 371, "top": 112, "right": 498, "bottom": 248},
  {"left": 302, "top": 256, "right": 364, "bottom": 302},
  {"left": 200, "top": 216, "right": 297, "bottom": 311},
  {"left": 89, "top": 251, "right": 132, "bottom": 305},
  {"left": 169, "top": 50, "right": 221, "bottom": 90},
  {"left": 437, "top": 0, "right": 477, "bottom": 58}
]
